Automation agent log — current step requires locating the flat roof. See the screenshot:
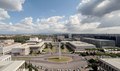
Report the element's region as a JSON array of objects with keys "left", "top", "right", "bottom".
[
  {"left": 100, "top": 58, "right": 120, "bottom": 70},
  {"left": 84, "top": 38, "right": 114, "bottom": 42},
  {"left": 69, "top": 41, "right": 95, "bottom": 47},
  {"left": 0, "top": 55, "right": 11, "bottom": 61},
  {"left": 12, "top": 43, "right": 29, "bottom": 49},
  {"left": 0, "top": 61, "right": 25, "bottom": 71},
  {"left": 0, "top": 43, "right": 21, "bottom": 48},
  {"left": 27, "top": 41, "right": 44, "bottom": 47},
  {"left": 68, "top": 41, "right": 96, "bottom": 51}
]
